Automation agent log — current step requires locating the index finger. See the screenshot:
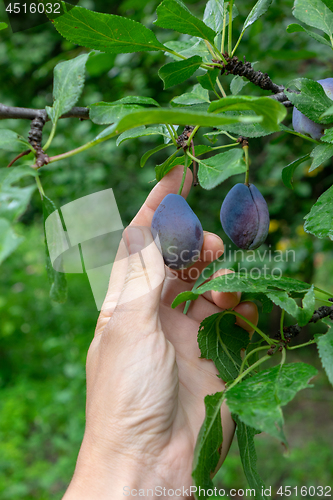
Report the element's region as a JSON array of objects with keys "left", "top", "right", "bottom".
[{"left": 131, "top": 164, "right": 193, "bottom": 227}]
